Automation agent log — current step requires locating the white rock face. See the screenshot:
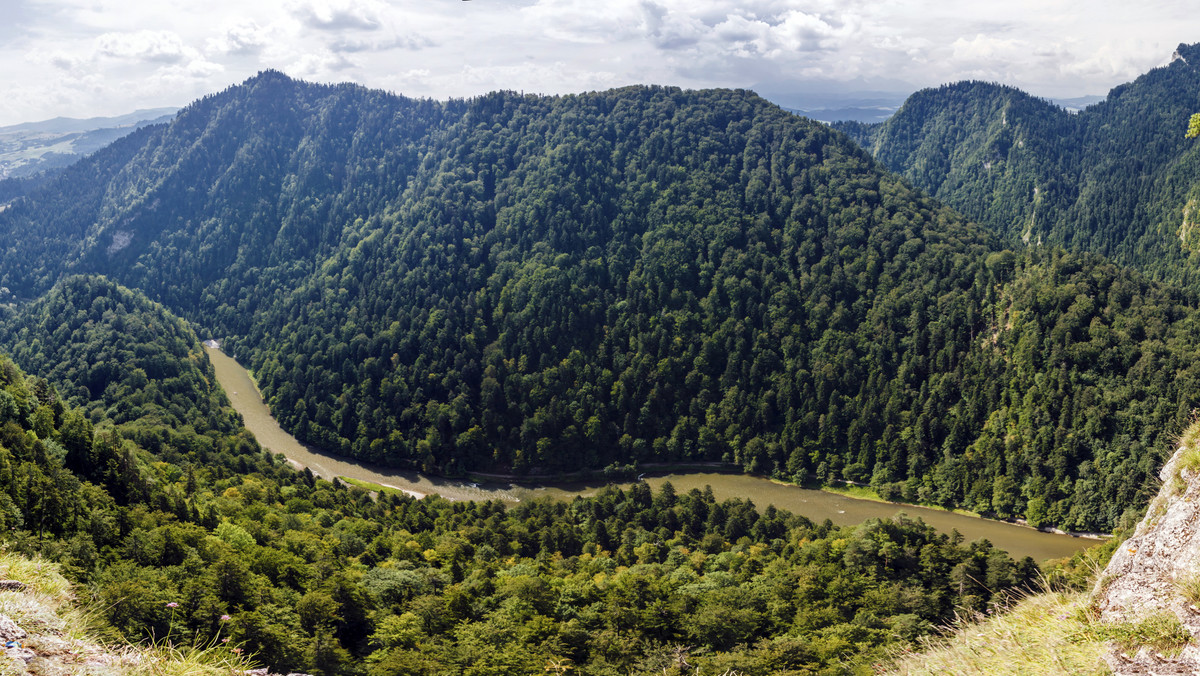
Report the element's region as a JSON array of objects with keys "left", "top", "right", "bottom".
[
  {"left": 1093, "top": 443, "right": 1200, "bottom": 673},
  {"left": 0, "top": 614, "right": 25, "bottom": 642}
]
